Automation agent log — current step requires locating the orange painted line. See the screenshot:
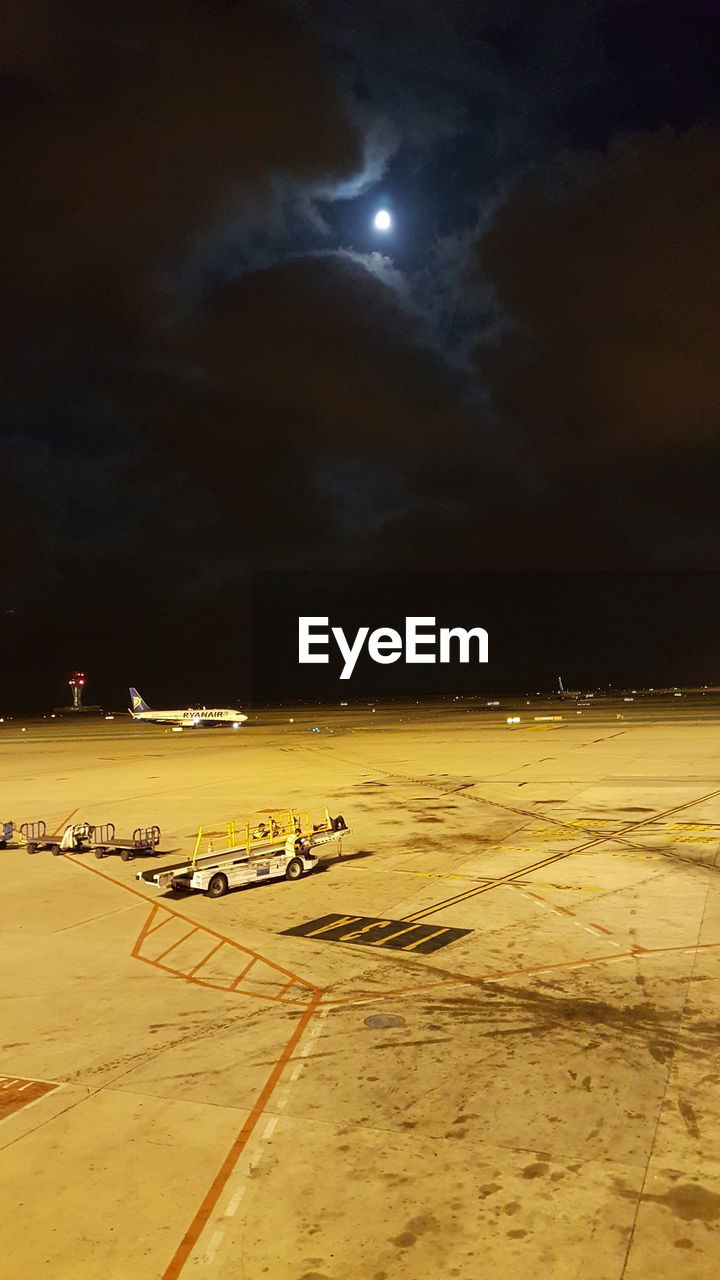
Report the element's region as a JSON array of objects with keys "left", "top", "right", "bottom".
[
  {"left": 154, "top": 927, "right": 199, "bottom": 964},
  {"left": 139, "top": 958, "right": 313, "bottom": 1004},
  {"left": 65, "top": 856, "right": 316, "bottom": 992},
  {"left": 589, "top": 922, "right": 613, "bottom": 935},
  {"left": 321, "top": 939, "right": 720, "bottom": 1007},
  {"left": 552, "top": 905, "right": 575, "bottom": 917},
  {"left": 186, "top": 941, "right": 225, "bottom": 978},
  {"left": 48, "top": 808, "right": 78, "bottom": 839},
  {"left": 146, "top": 911, "right": 174, "bottom": 938},
  {"left": 229, "top": 957, "right": 258, "bottom": 990},
  {"left": 160, "top": 991, "right": 322, "bottom": 1280},
  {"left": 130, "top": 904, "right": 159, "bottom": 958}
]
